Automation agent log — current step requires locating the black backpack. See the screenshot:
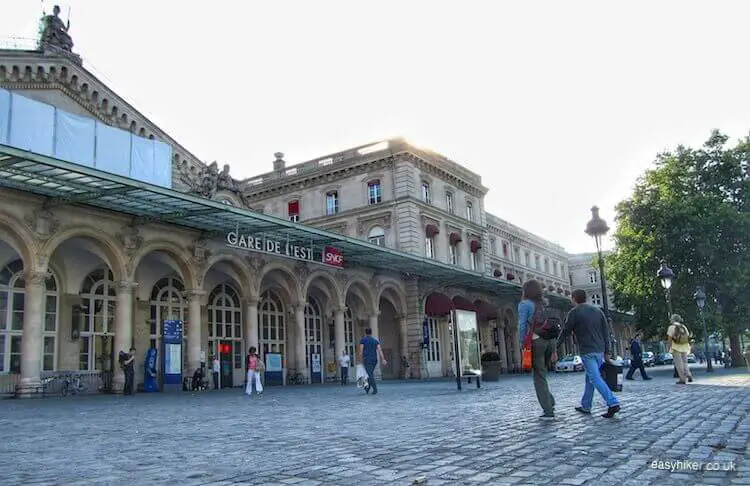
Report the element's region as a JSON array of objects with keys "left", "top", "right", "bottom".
[{"left": 532, "top": 303, "right": 561, "bottom": 340}]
